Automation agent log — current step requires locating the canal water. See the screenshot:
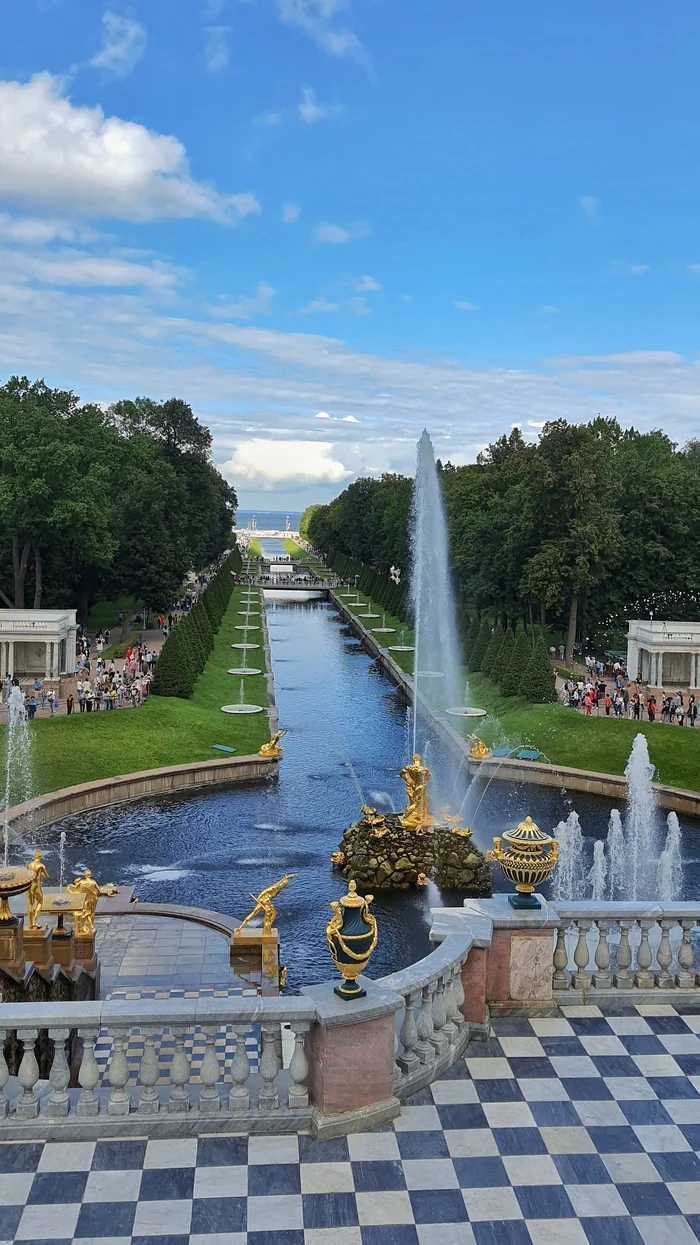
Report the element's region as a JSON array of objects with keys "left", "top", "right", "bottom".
[{"left": 45, "top": 597, "right": 700, "bottom": 990}]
